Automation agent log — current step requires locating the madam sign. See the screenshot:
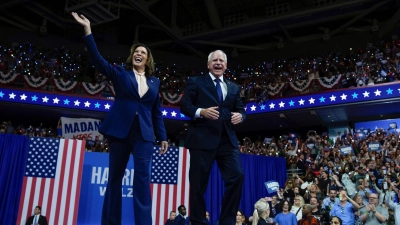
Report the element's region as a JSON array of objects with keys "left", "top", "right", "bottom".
[{"left": 61, "top": 117, "right": 103, "bottom": 140}]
